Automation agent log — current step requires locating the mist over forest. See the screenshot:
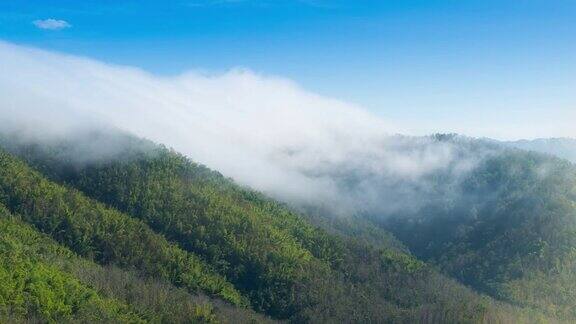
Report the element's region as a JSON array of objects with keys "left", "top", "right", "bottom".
[
  {"left": 0, "top": 41, "right": 532, "bottom": 218},
  {"left": 1, "top": 39, "right": 576, "bottom": 323}
]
